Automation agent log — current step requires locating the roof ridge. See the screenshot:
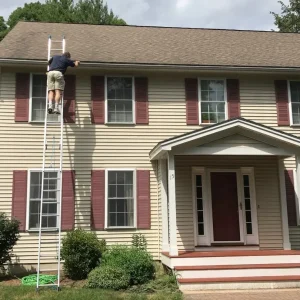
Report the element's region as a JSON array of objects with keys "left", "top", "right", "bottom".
[{"left": 16, "top": 20, "right": 300, "bottom": 35}]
